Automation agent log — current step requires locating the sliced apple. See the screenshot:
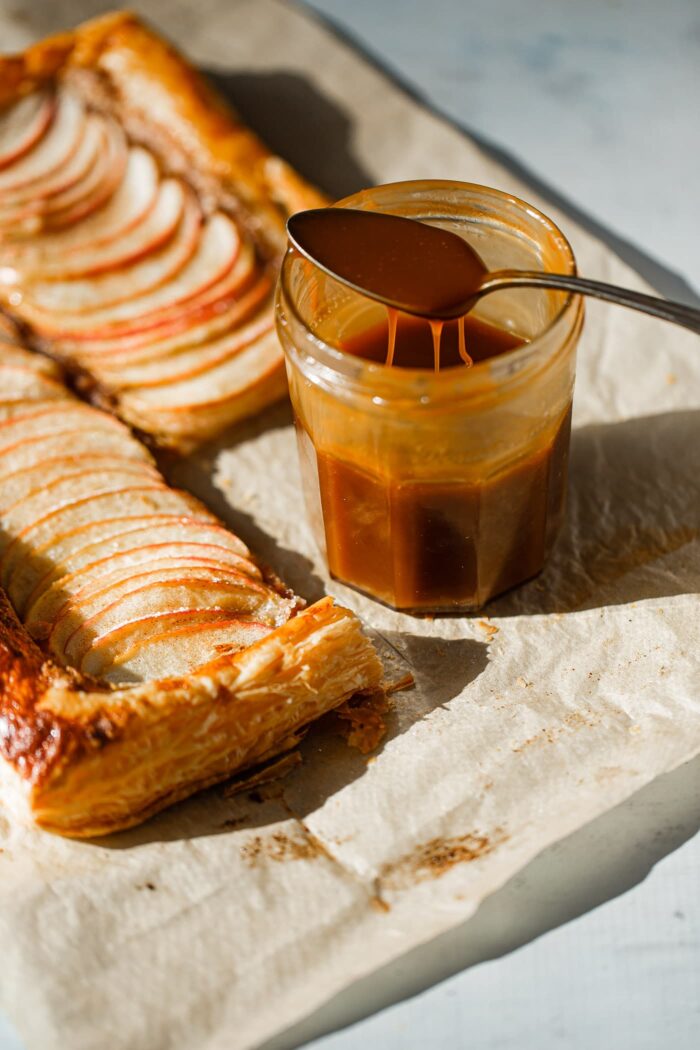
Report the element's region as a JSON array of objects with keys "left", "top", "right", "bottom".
[
  {"left": 0, "top": 92, "right": 85, "bottom": 198},
  {"left": 0, "top": 432, "right": 153, "bottom": 487},
  {"left": 0, "top": 459, "right": 160, "bottom": 529},
  {"left": 52, "top": 568, "right": 277, "bottom": 664},
  {"left": 0, "top": 402, "right": 127, "bottom": 451},
  {"left": 0, "top": 314, "right": 21, "bottom": 342},
  {"left": 25, "top": 551, "right": 261, "bottom": 635},
  {"left": 0, "top": 342, "right": 62, "bottom": 376},
  {"left": 25, "top": 540, "right": 262, "bottom": 626},
  {"left": 0, "top": 473, "right": 171, "bottom": 571},
  {"left": 0, "top": 396, "right": 77, "bottom": 424},
  {"left": 0, "top": 91, "right": 54, "bottom": 171},
  {"left": 35, "top": 516, "right": 249, "bottom": 582},
  {"left": 0, "top": 115, "right": 103, "bottom": 232},
  {"left": 43, "top": 119, "right": 128, "bottom": 224},
  {"left": 84, "top": 616, "right": 272, "bottom": 683},
  {"left": 77, "top": 274, "right": 272, "bottom": 370},
  {"left": 0, "top": 365, "right": 67, "bottom": 403},
  {"left": 6, "top": 507, "right": 221, "bottom": 611},
  {"left": 24, "top": 213, "right": 247, "bottom": 338},
  {"left": 25, "top": 187, "right": 201, "bottom": 313},
  {"left": 12, "top": 117, "right": 128, "bottom": 236},
  {"left": 24, "top": 178, "right": 186, "bottom": 281},
  {"left": 110, "top": 309, "right": 273, "bottom": 391},
  {"left": 116, "top": 328, "right": 284, "bottom": 439},
  {"left": 35, "top": 534, "right": 259, "bottom": 597},
  {"left": 1, "top": 147, "right": 158, "bottom": 256}
]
